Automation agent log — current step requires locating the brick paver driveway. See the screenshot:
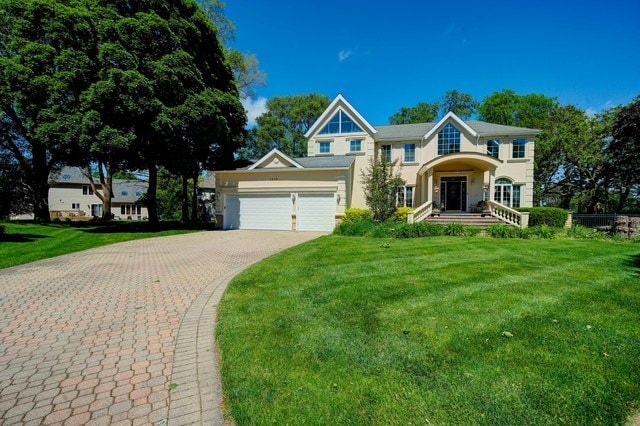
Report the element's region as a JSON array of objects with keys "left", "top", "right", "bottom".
[{"left": 0, "top": 230, "right": 323, "bottom": 425}]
